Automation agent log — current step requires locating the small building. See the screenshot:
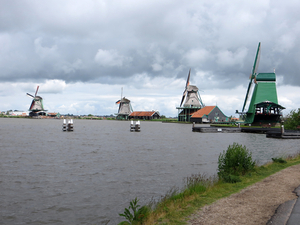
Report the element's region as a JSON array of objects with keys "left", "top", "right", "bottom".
[
  {"left": 8, "top": 110, "right": 29, "bottom": 116},
  {"left": 129, "top": 111, "right": 160, "bottom": 120},
  {"left": 47, "top": 112, "right": 61, "bottom": 118},
  {"left": 190, "top": 106, "right": 229, "bottom": 123}
]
